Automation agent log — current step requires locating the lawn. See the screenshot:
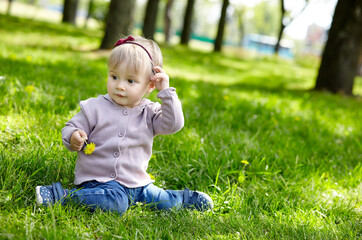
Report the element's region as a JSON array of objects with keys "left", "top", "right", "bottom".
[{"left": 0, "top": 14, "right": 361, "bottom": 239}]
